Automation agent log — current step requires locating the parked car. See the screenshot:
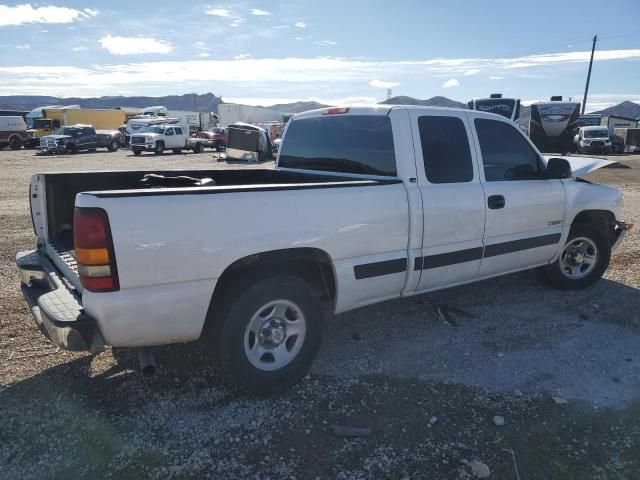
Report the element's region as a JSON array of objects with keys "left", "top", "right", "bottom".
[
  {"left": 193, "top": 127, "right": 227, "bottom": 151},
  {"left": 17, "top": 106, "right": 631, "bottom": 394},
  {"left": 0, "top": 116, "right": 31, "bottom": 150},
  {"left": 129, "top": 123, "right": 207, "bottom": 155},
  {"left": 573, "top": 126, "right": 612, "bottom": 154},
  {"left": 38, "top": 125, "right": 120, "bottom": 154}
]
